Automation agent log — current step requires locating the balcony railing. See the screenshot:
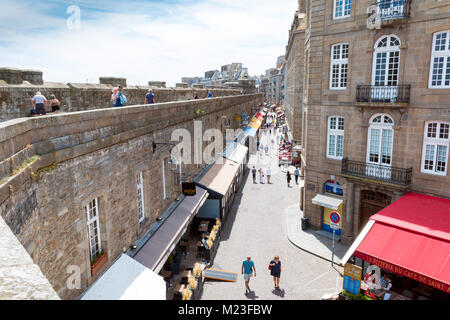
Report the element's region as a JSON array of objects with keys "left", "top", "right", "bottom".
[
  {"left": 356, "top": 85, "right": 411, "bottom": 104},
  {"left": 375, "top": 0, "right": 411, "bottom": 21},
  {"left": 342, "top": 158, "right": 412, "bottom": 186}
]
